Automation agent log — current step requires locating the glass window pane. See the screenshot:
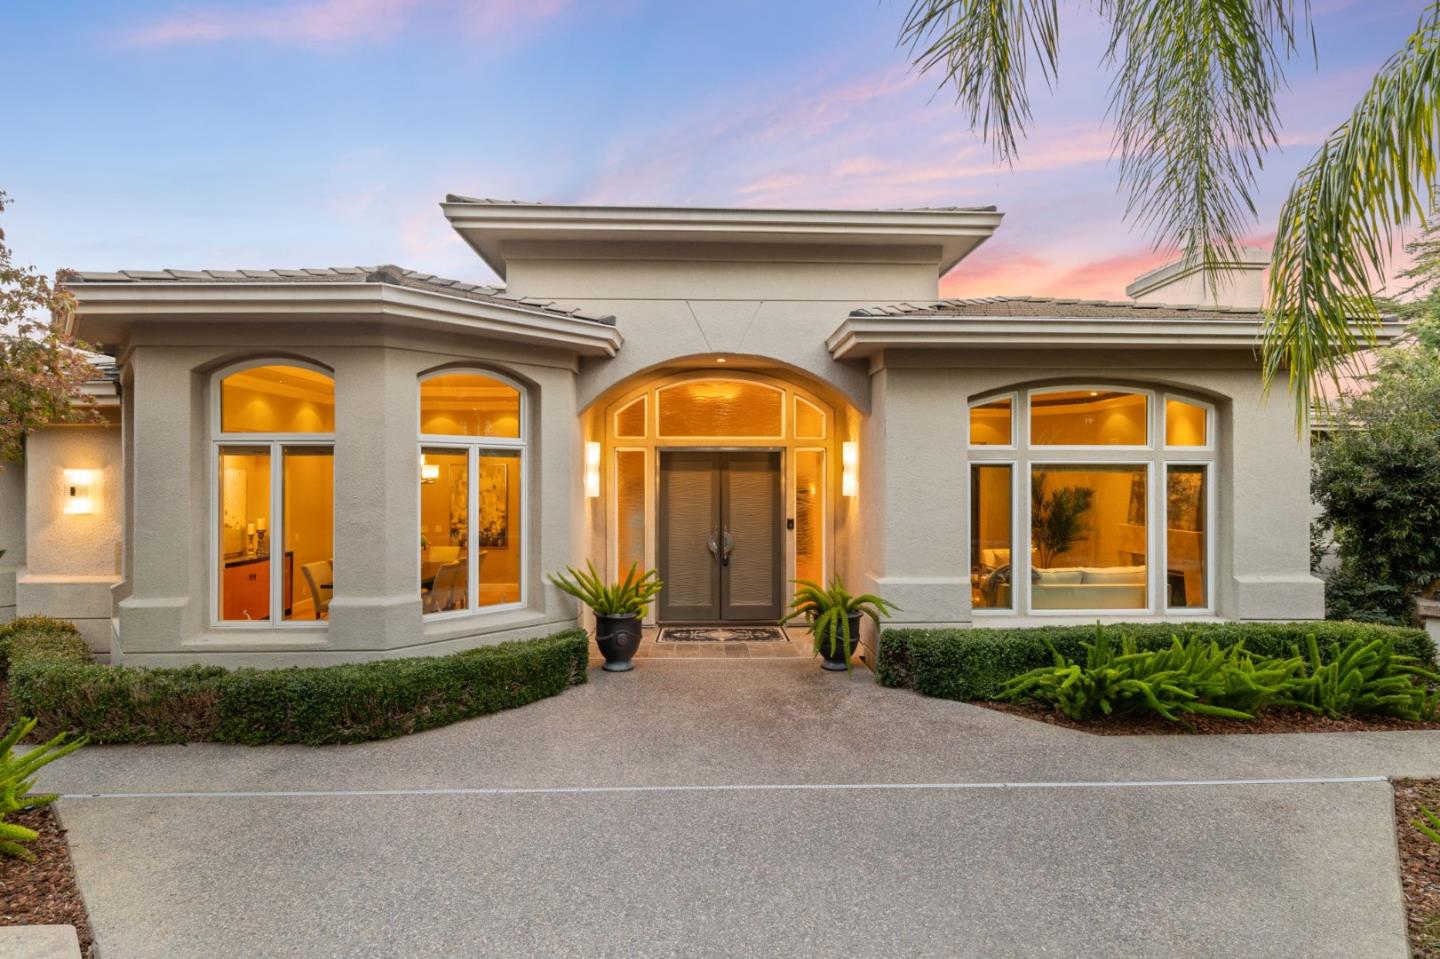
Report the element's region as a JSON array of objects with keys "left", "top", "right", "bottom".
[
  {"left": 795, "top": 450, "right": 825, "bottom": 587},
  {"left": 615, "top": 449, "right": 646, "bottom": 574},
  {"left": 420, "top": 373, "right": 520, "bottom": 438},
  {"left": 420, "top": 448, "right": 469, "bottom": 613},
  {"left": 1031, "top": 465, "right": 1147, "bottom": 610},
  {"left": 614, "top": 396, "right": 646, "bottom": 438},
  {"left": 970, "top": 465, "right": 1013, "bottom": 609},
  {"left": 794, "top": 397, "right": 826, "bottom": 439},
  {"left": 477, "top": 450, "right": 522, "bottom": 607},
  {"left": 221, "top": 365, "right": 334, "bottom": 433},
  {"left": 969, "top": 398, "right": 1012, "bottom": 446},
  {"left": 1166, "top": 398, "right": 1208, "bottom": 447},
  {"left": 1030, "top": 390, "right": 1147, "bottom": 446},
  {"left": 283, "top": 448, "right": 334, "bottom": 622},
  {"left": 656, "top": 380, "right": 783, "bottom": 438},
  {"left": 218, "top": 446, "right": 271, "bottom": 622},
  {"left": 1167, "top": 465, "right": 1207, "bottom": 609}
]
